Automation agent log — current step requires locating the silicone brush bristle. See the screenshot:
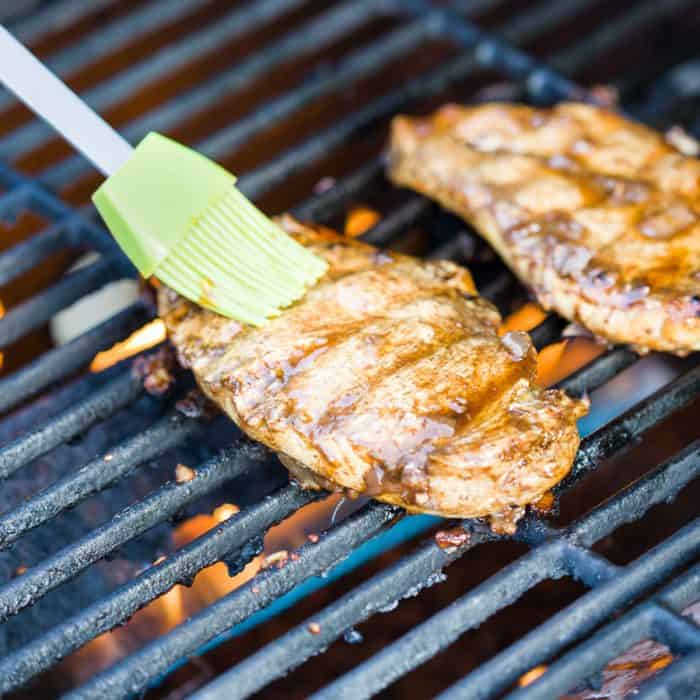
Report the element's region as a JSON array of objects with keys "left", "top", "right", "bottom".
[
  {"left": 92, "top": 132, "right": 328, "bottom": 324},
  {"left": 155, "top": 187, "right": 328, "bottom": 326}
]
